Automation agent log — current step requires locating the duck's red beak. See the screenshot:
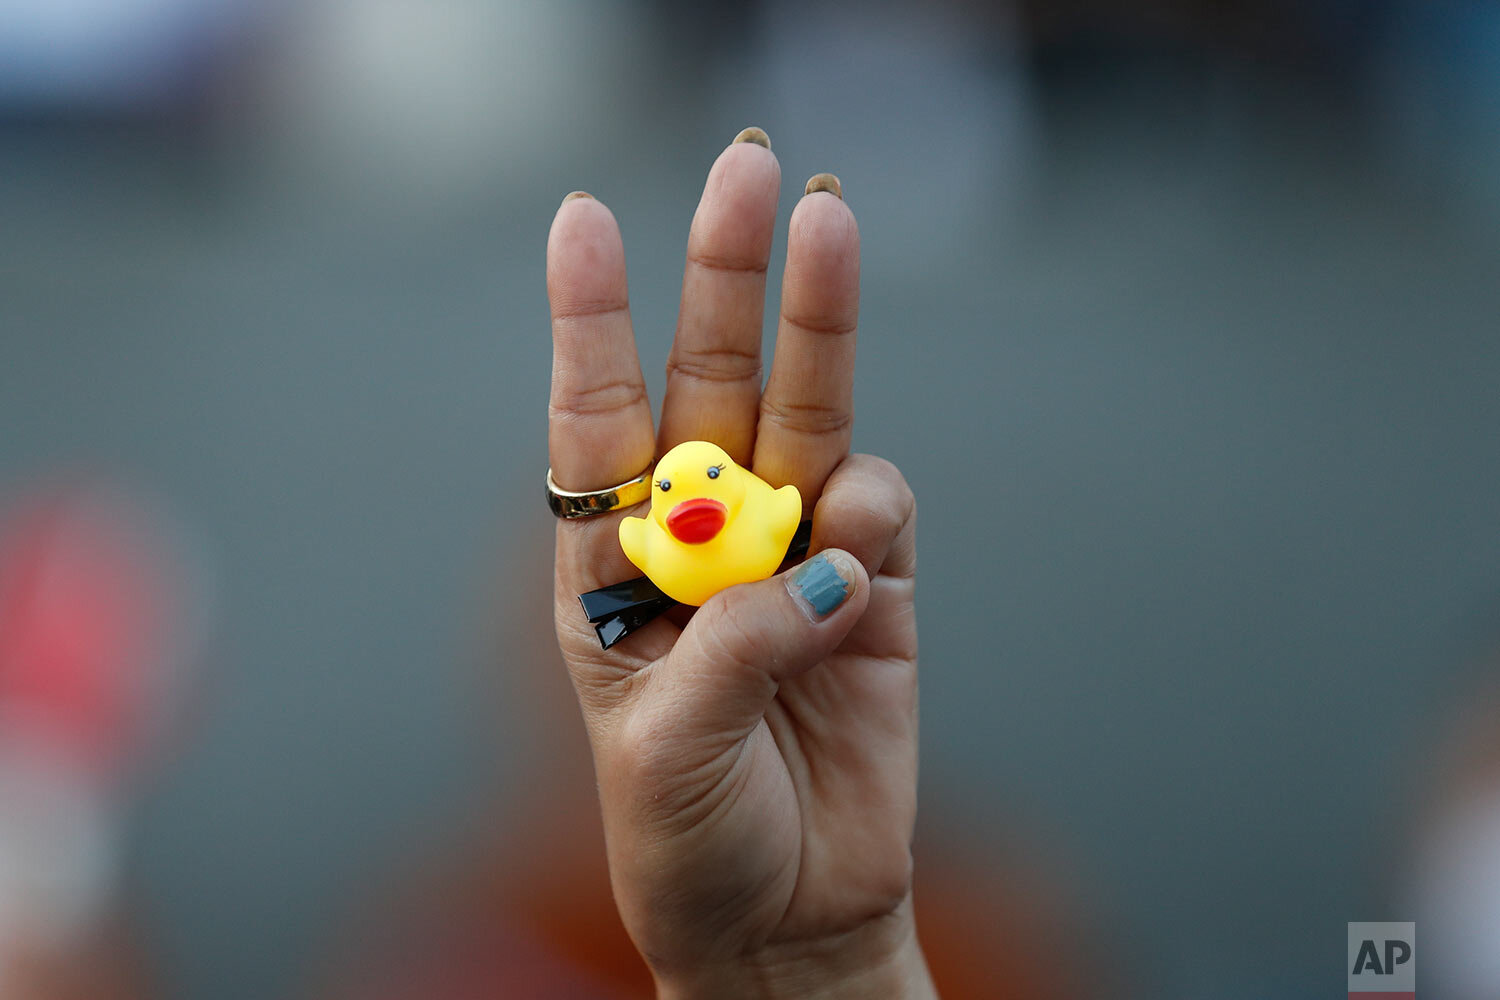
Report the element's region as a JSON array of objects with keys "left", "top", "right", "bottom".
[{"left": 665, "top": 498, "right": 727, "bottom": 544}]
